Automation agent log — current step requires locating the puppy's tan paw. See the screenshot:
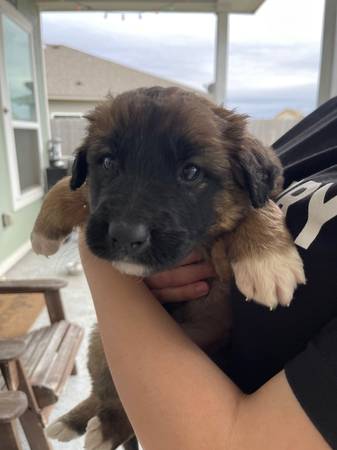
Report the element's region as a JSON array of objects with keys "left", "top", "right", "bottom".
[
  {"left": 84, "top": 416, "right": 113, "bottom": 450},
  {"left": 31, "top": 232, "right": 62, "bottom": 256},
  {"left": 232, "top": 246, "right": 306, "bottom": 309},
  {"left": 45, "top": 419, "right": 80, "bottom": 442}
]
